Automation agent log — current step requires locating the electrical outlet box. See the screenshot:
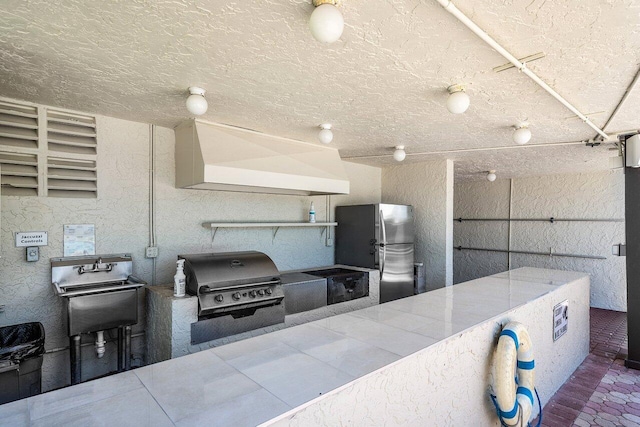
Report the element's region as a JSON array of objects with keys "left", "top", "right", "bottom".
[
  {"left": 146, "top": 246, "right": 159, "bottom": 258},
  {"left": 26, "top": 246, "right": 39, "bottom": 262}
]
